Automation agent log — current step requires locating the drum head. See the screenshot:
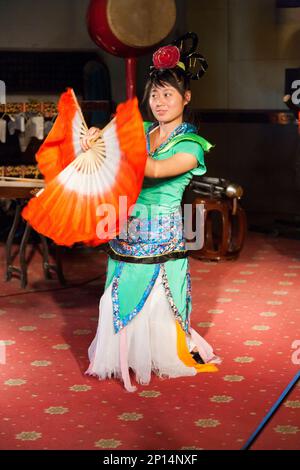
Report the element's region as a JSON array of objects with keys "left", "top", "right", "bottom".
[{"left": 107, "top": 0, "right": 176, "bottom": 49}]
